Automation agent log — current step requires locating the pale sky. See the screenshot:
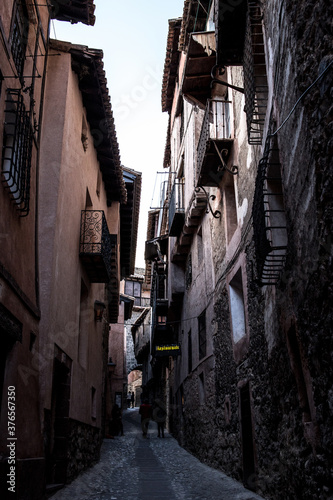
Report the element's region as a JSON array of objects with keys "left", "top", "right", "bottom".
[{"left": 52, "top": 0, "right": 184, "bottom": 268}]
